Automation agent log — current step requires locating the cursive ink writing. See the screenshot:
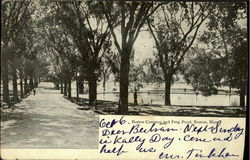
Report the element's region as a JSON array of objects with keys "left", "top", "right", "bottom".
[
  {"left": 100, "top": 144, "right": 127, "bottom": 156},
  {"left": 159, "top": 152, "right": 182, "bottom": 159},
  {"left": 113, "top": 135, "right": 145, "bottom": 148},
  {"left": 136, "top": 144, "right": 156, "bottom": 153},
  {"left": 186, "top": 148, "right": 239, "bottom": 159},
  {"left": 99, "top": 138, "right": 112, "bottom": 144},
  {"left": 99, "top": 116, "right": 244, "bottom": 159},
  {"left": 184, "top": 134, "right": 211, "bottom": 142},
  {"left": 129, "top": 123, "right": 178, "bottom": 134},
  {"left": 102, "top": 128, "right": 128, "bottom": 136},
  {"left": 184, "top": 120, "right": 244, "bottom": 139},
  {"left": 99, "top": 116, "right": 126, "bottom": 128},
  {"left": 149, "top": 133, "right": 175, "bottom": 149}
]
